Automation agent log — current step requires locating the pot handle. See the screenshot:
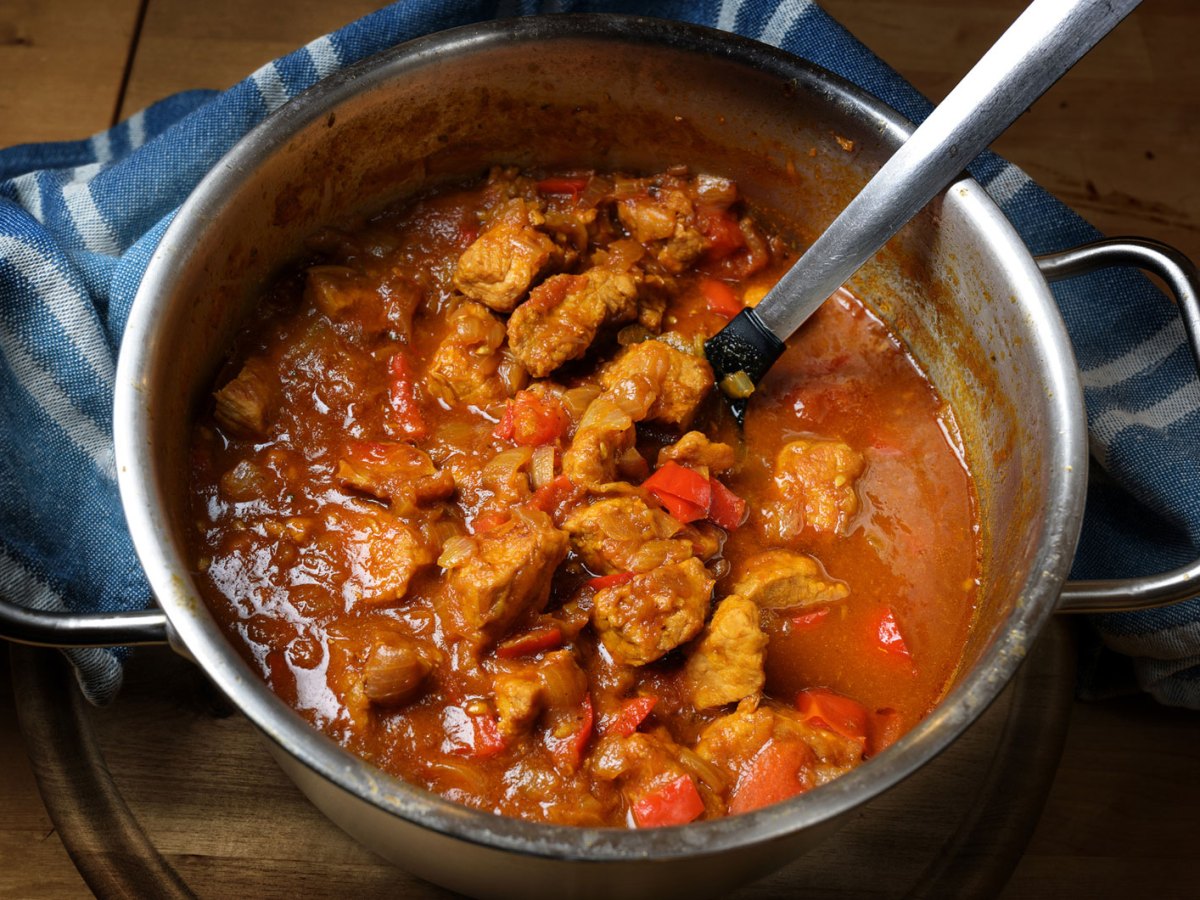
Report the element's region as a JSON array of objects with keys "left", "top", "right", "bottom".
[
  {"left": 0, "top": 600, "right": 169, "bottom": 648},
  {"left": 1036, "top": 237, "right": 1200, "bottom": 614}
]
